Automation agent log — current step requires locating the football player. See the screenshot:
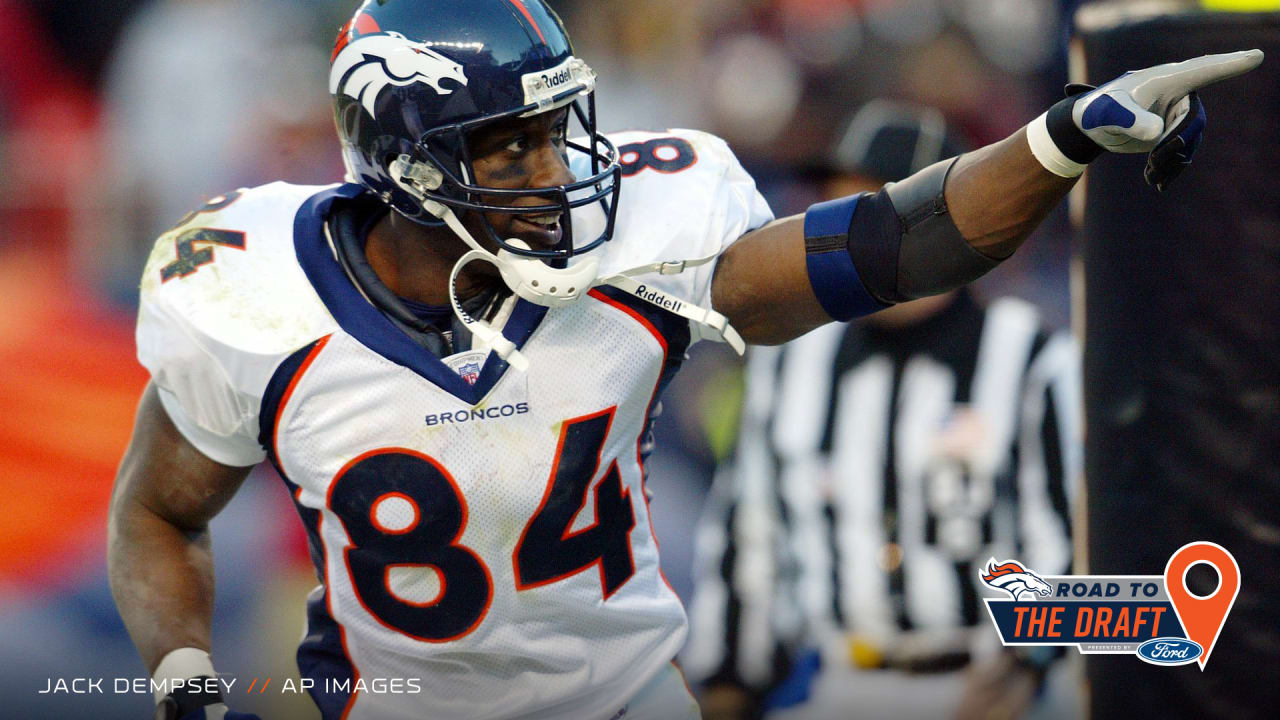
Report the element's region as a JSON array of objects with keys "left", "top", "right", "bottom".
[{"left": 107, "top": 1, "right": 1262, "bottom": 718}]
